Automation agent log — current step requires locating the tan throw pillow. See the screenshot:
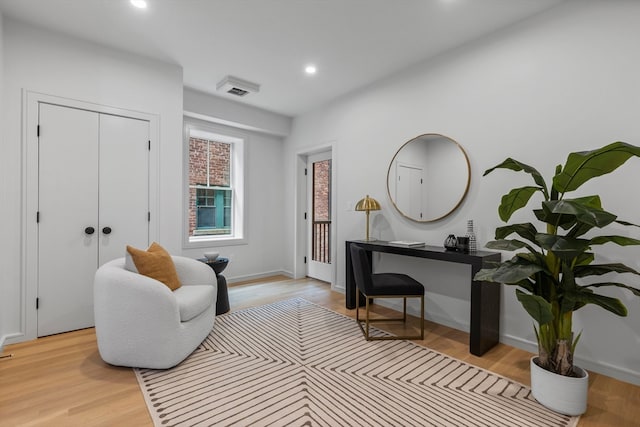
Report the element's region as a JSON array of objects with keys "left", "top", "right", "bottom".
[{"left": 126, "top": 242, "right": 181, "bottom": 291}]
